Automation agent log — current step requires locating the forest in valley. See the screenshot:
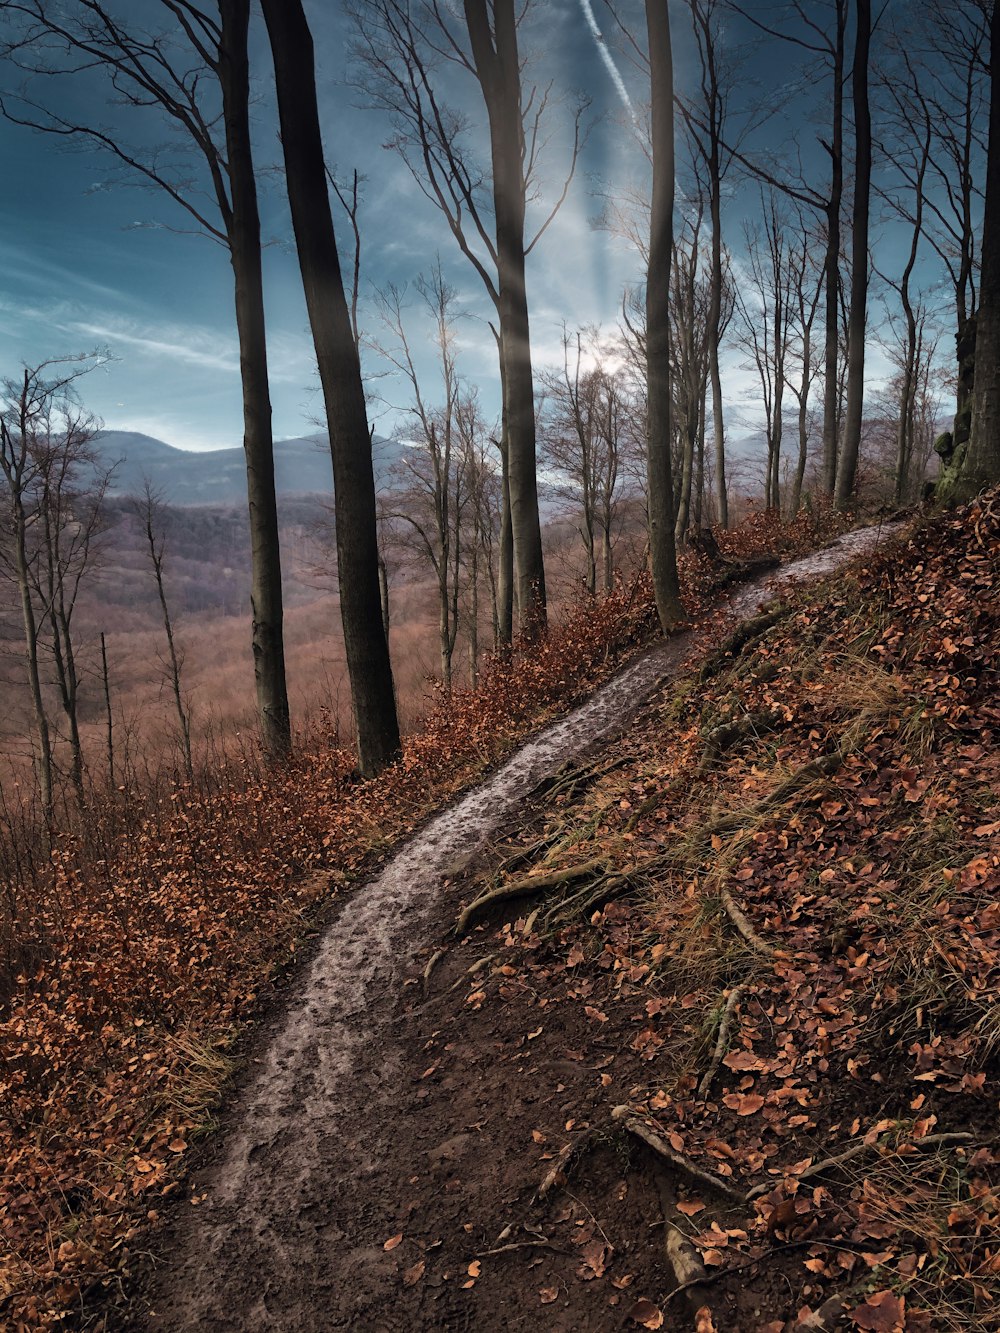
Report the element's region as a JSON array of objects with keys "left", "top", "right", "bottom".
[{"left": 0, "top": 1, "right": 998, "bottom": 1330}]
